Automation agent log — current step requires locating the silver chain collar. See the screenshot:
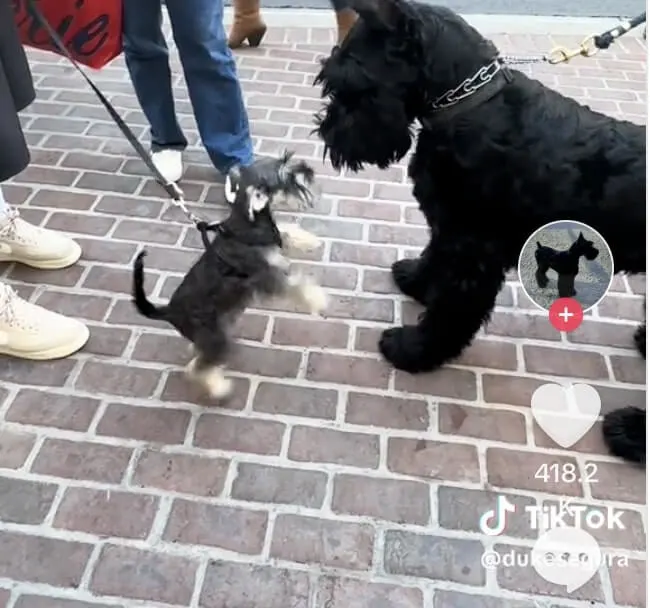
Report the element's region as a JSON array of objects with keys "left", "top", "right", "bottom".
[{"left": 429, "top": 57, "right": 503, "bottom": 111}]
